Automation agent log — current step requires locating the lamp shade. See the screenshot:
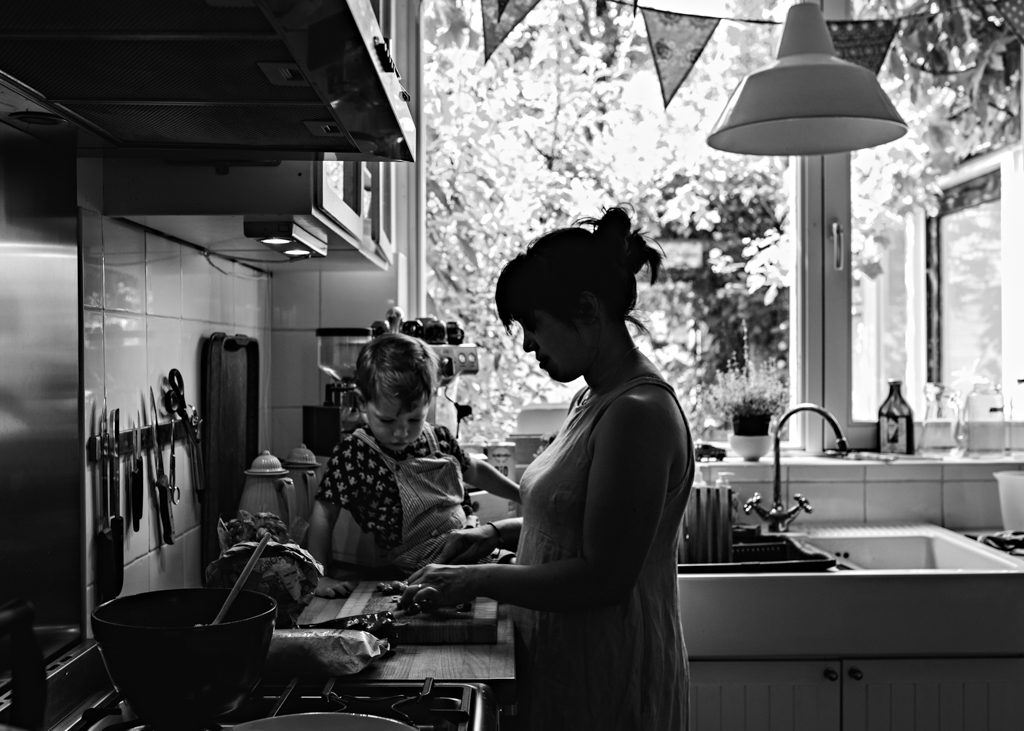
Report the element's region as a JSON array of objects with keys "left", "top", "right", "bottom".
[{"left": 706, "top": 2, "right": 907, "bottom": 156}]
